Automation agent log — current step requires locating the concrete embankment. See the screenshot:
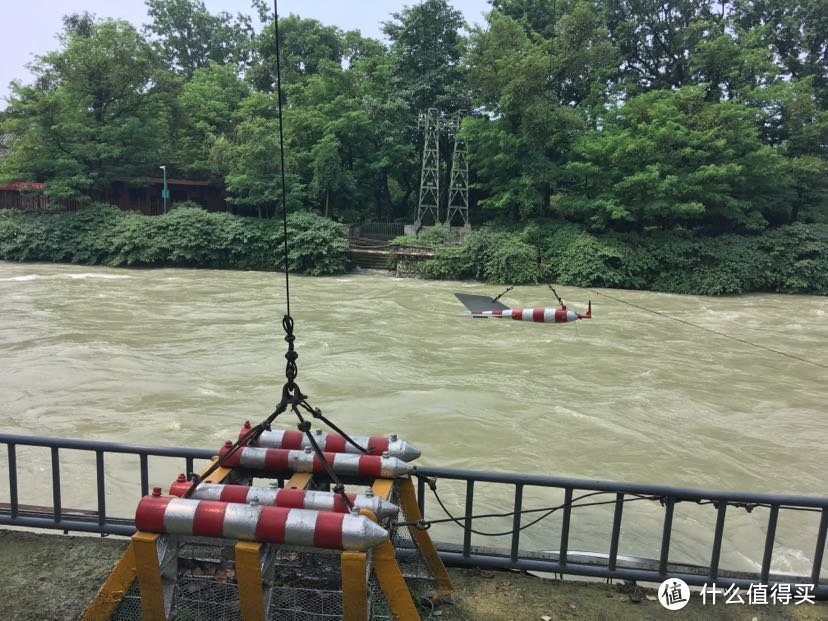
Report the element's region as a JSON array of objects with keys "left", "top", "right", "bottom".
[{"left": 1, "top": 528, "right": 825, "bottom": 620}]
